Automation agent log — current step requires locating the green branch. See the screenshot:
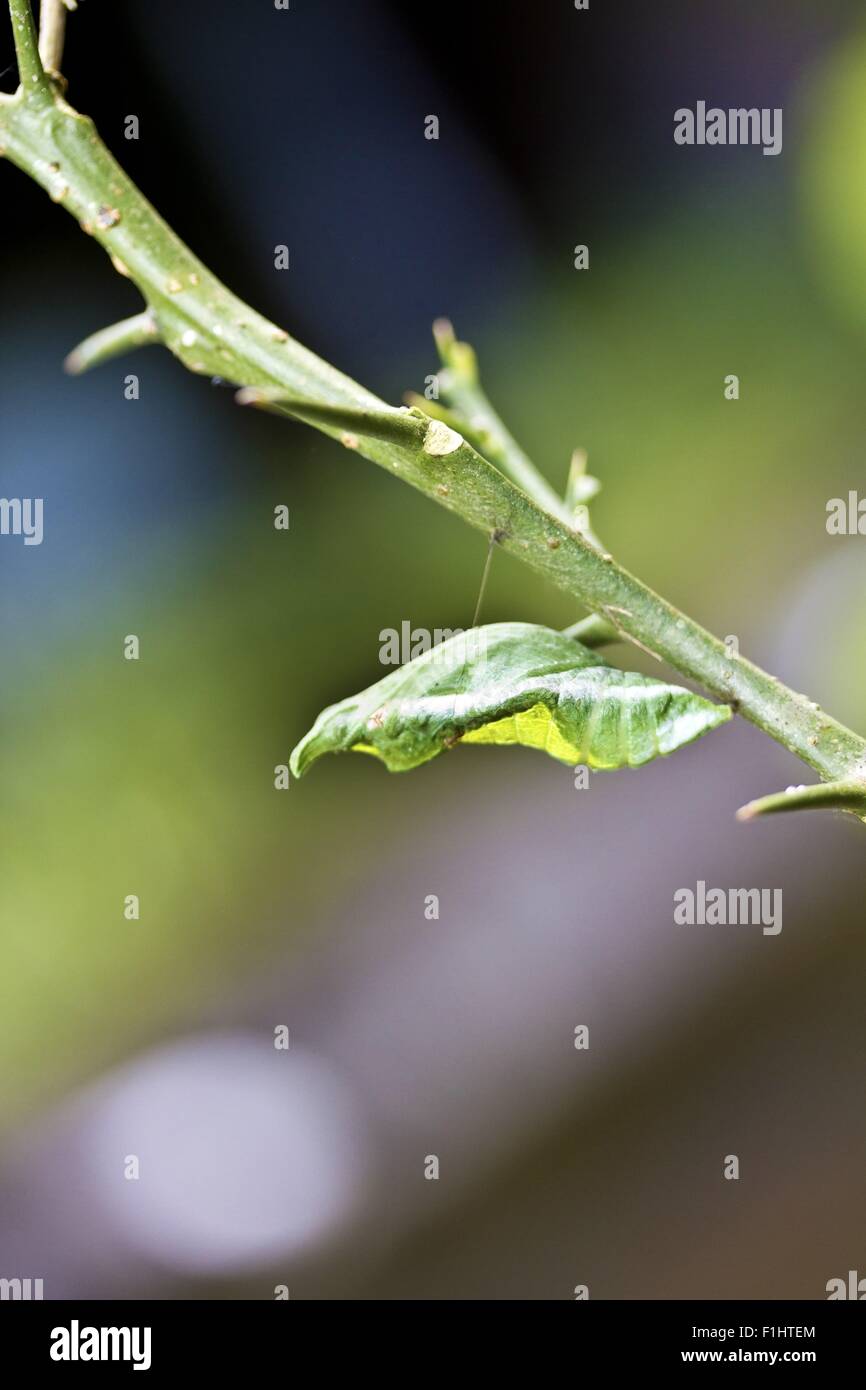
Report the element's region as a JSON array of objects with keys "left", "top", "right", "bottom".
[
  {"left": 2, "top": 1, "right": 865, "bottom": 817},
  {"left": 8, "top": 0, "right": 48, "bottom": 94},
  {"left": 407, "top": 318, "right": 603, "bottom": 542}
]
